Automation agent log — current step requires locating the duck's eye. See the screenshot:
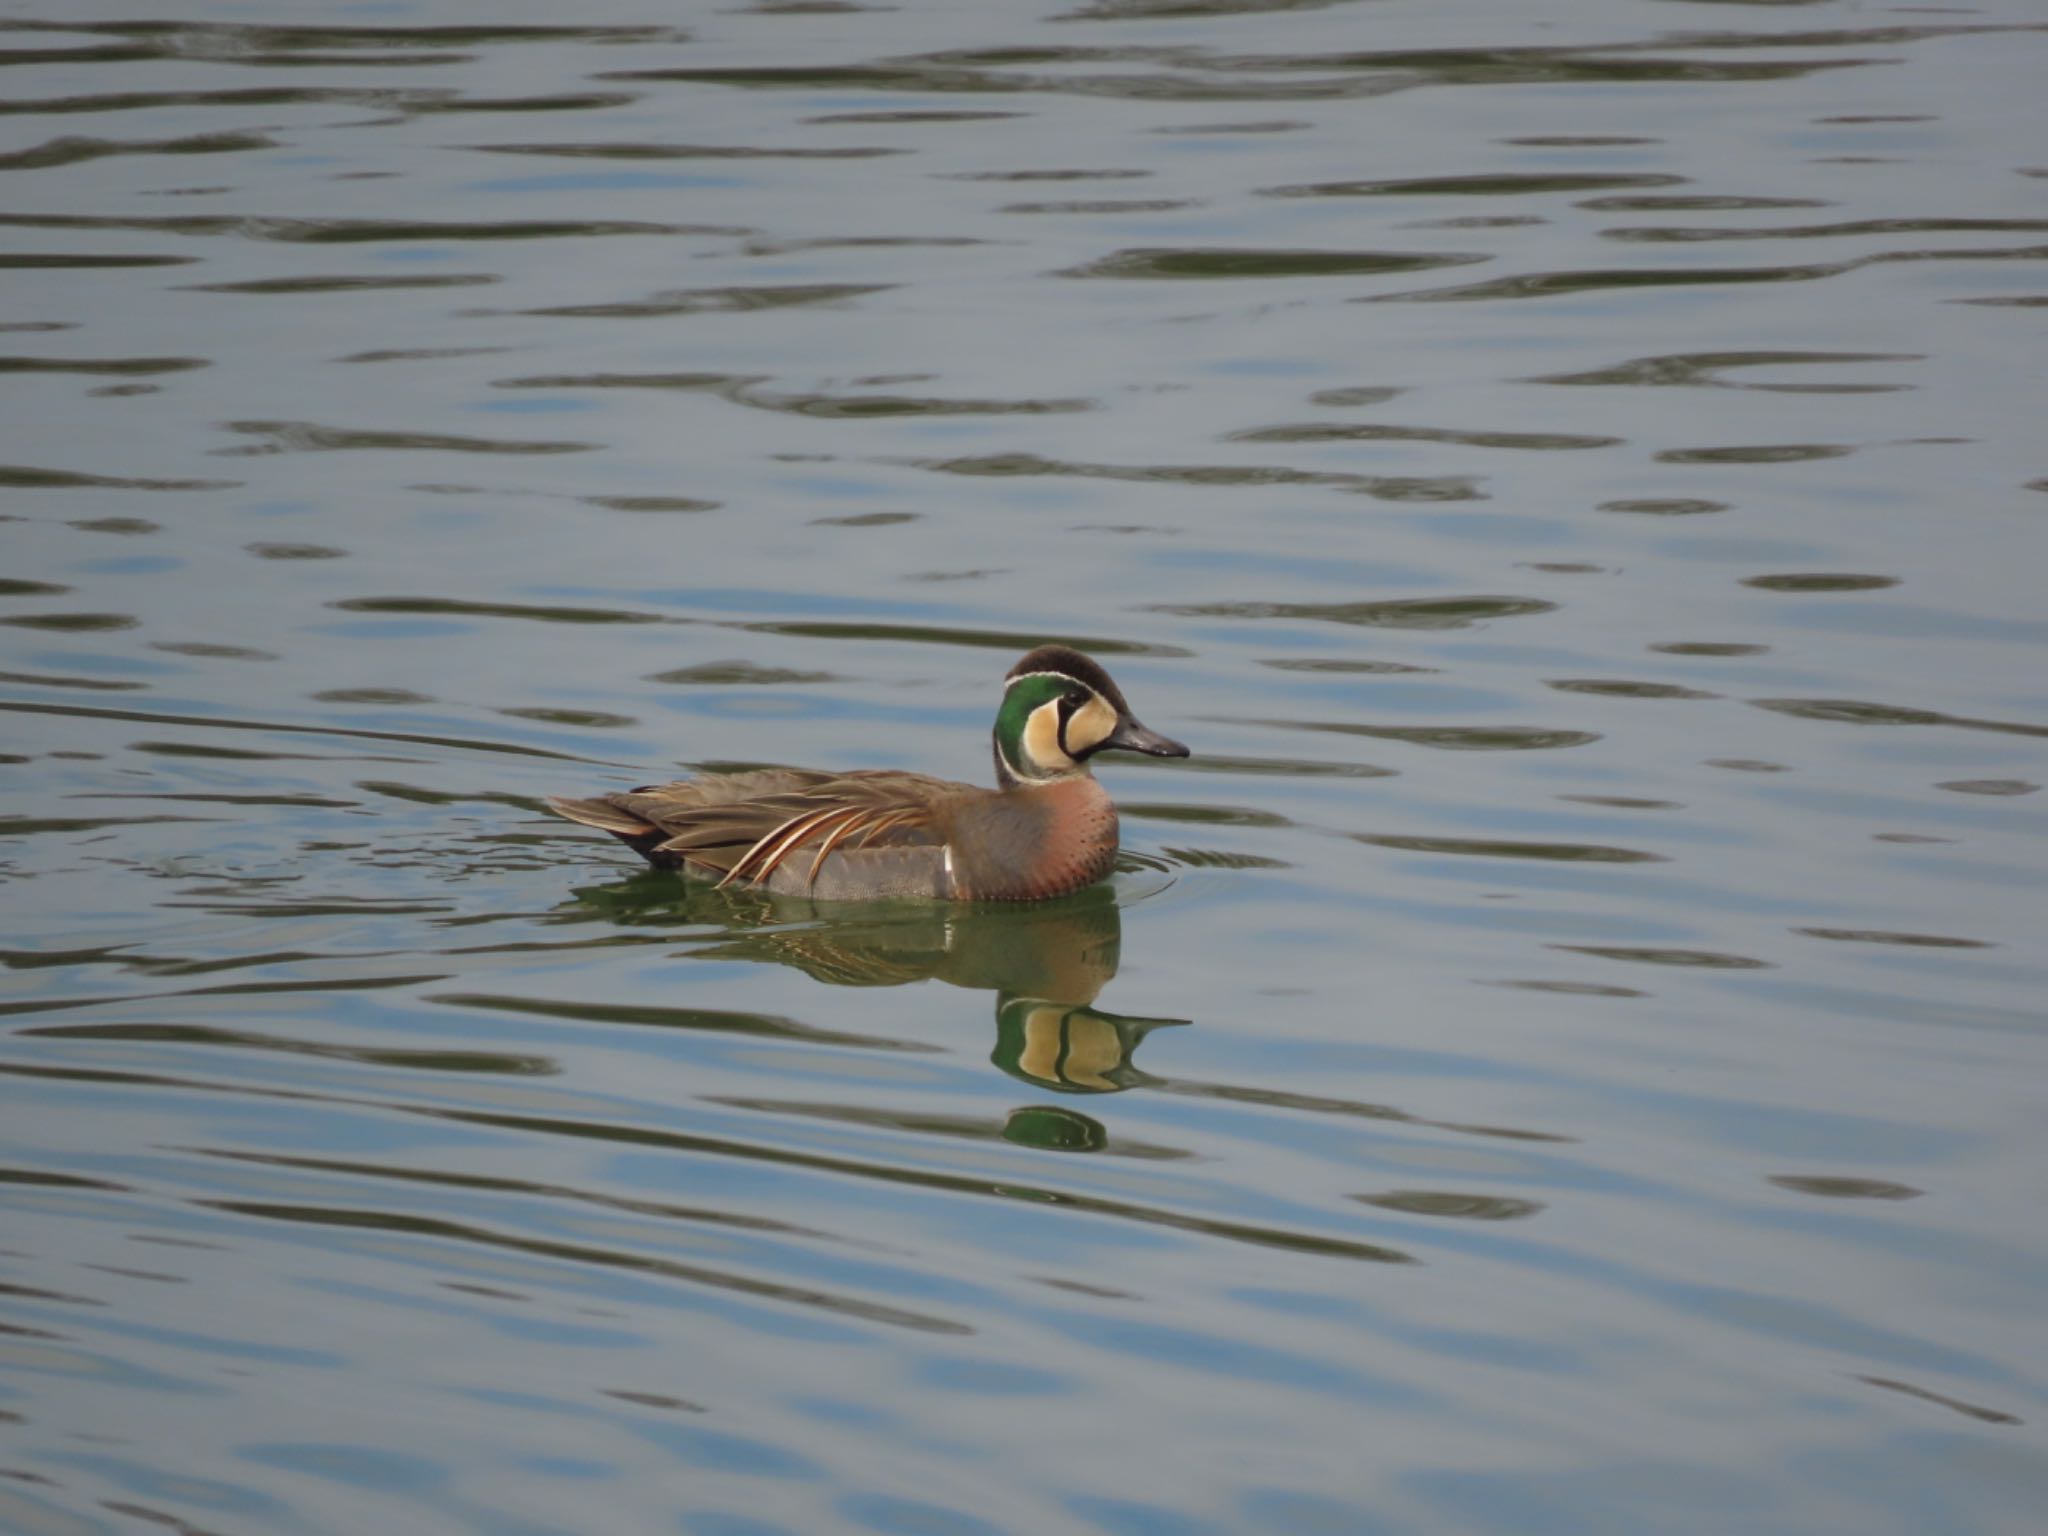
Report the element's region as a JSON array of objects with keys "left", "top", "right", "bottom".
[{"left": 1064, "top": 690, "right": 1089, "bottom": 711}]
